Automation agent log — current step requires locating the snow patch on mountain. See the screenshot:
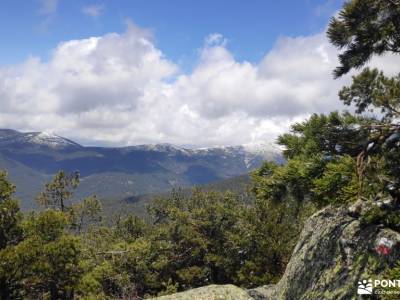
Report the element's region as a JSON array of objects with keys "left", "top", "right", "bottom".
[
  {"left": 242, "top": 142, "right": 283, "bottom": 168},
  {"left": 118, "top": 141, "right": 282, "bottom": 168},
  {"left": 26, "top": 132, "right": 82, "bottom": 149},
  {"left": 0, "top": 129, "right": 282, "bottom": 164}
]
